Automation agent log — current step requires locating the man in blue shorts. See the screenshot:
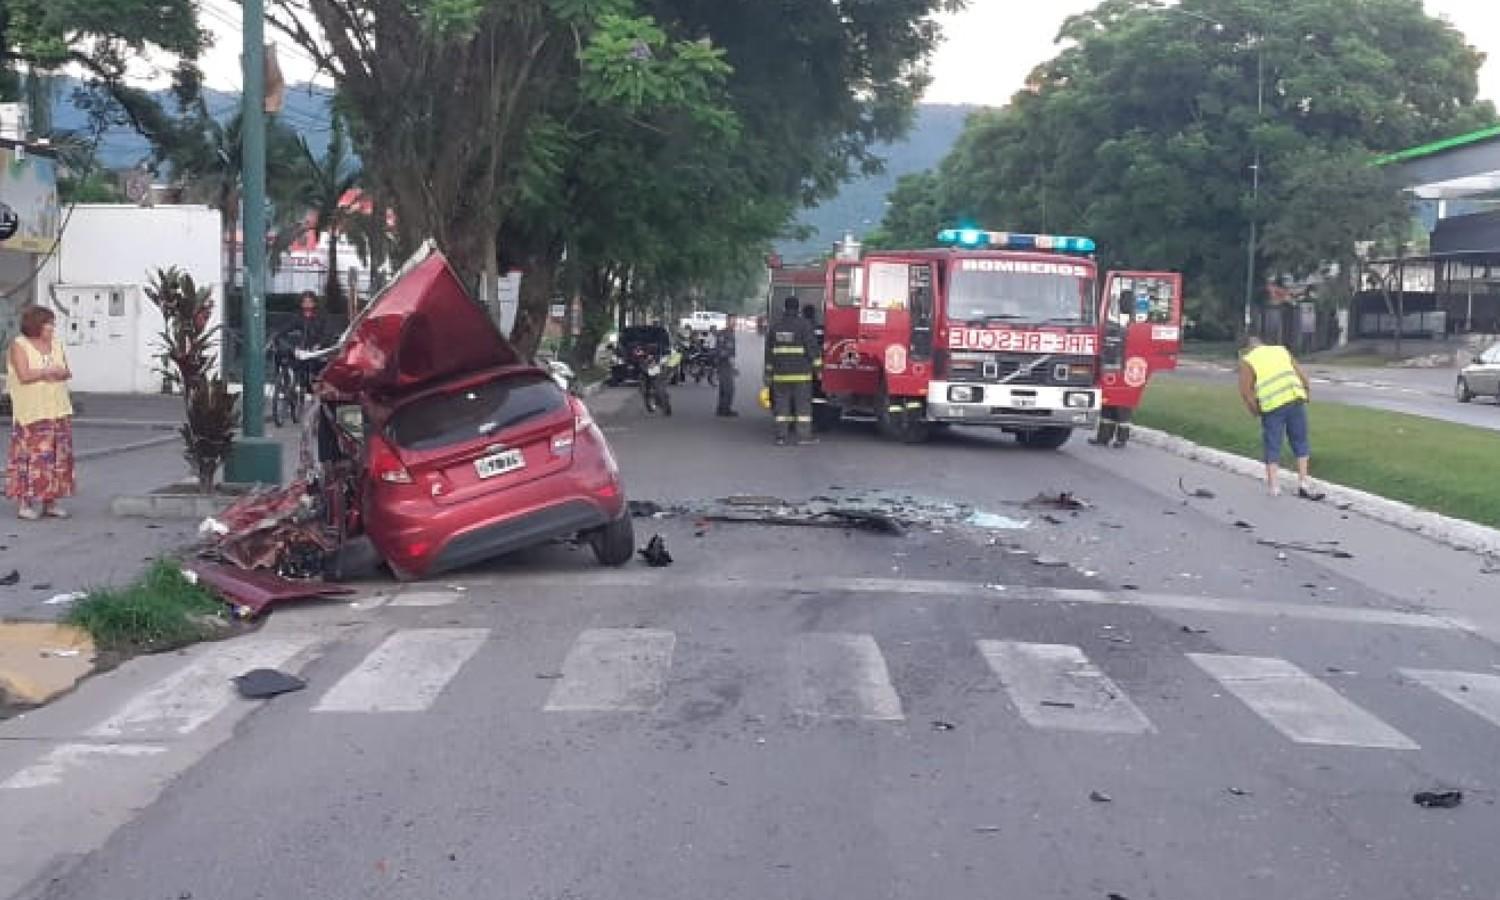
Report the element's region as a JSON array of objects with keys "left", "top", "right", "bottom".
[{"left": 1239, "top": 337, "right": 1325, "bottom": 500}]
